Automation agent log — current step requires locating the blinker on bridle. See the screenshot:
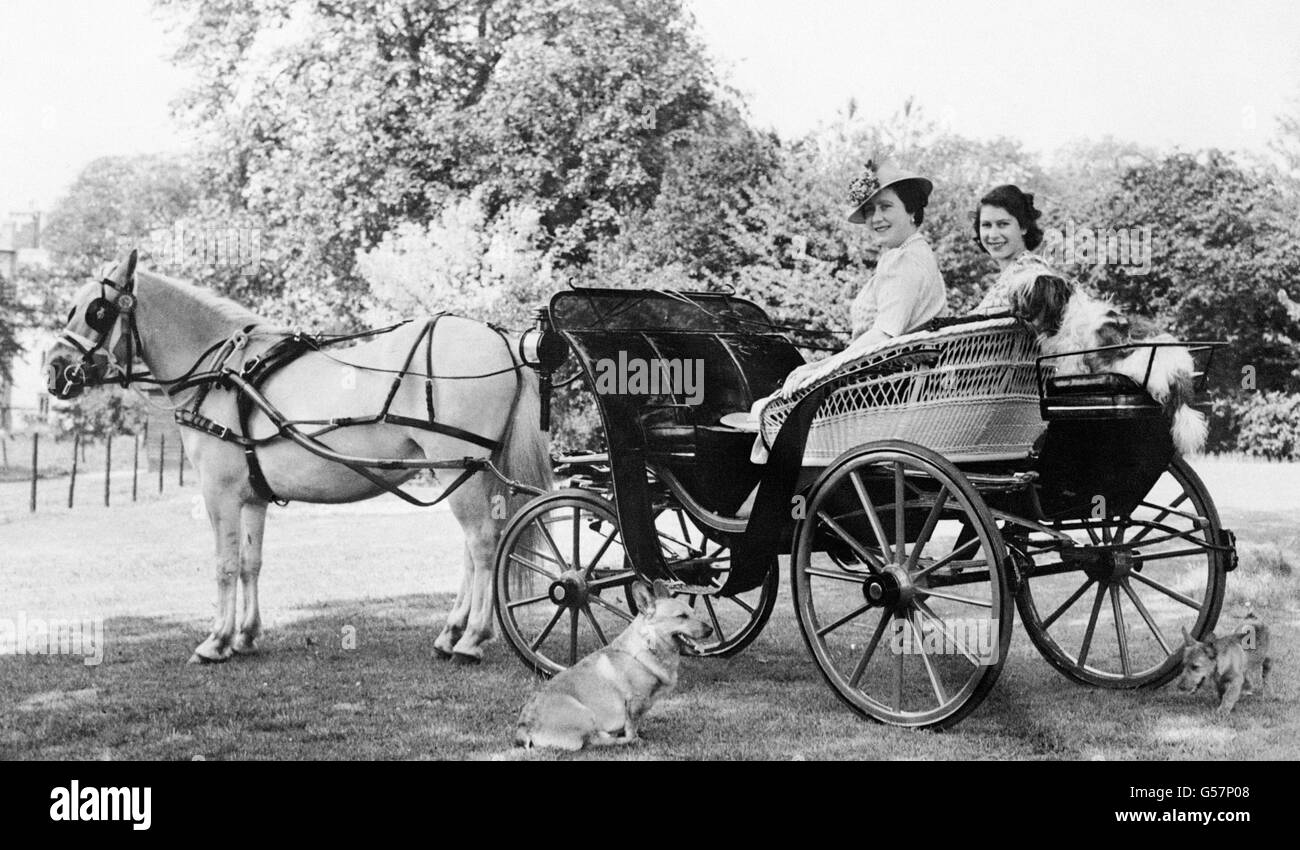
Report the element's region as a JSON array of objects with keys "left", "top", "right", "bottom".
[{"left": 59, "top": 273, "right": 141, "bottom": 390}]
